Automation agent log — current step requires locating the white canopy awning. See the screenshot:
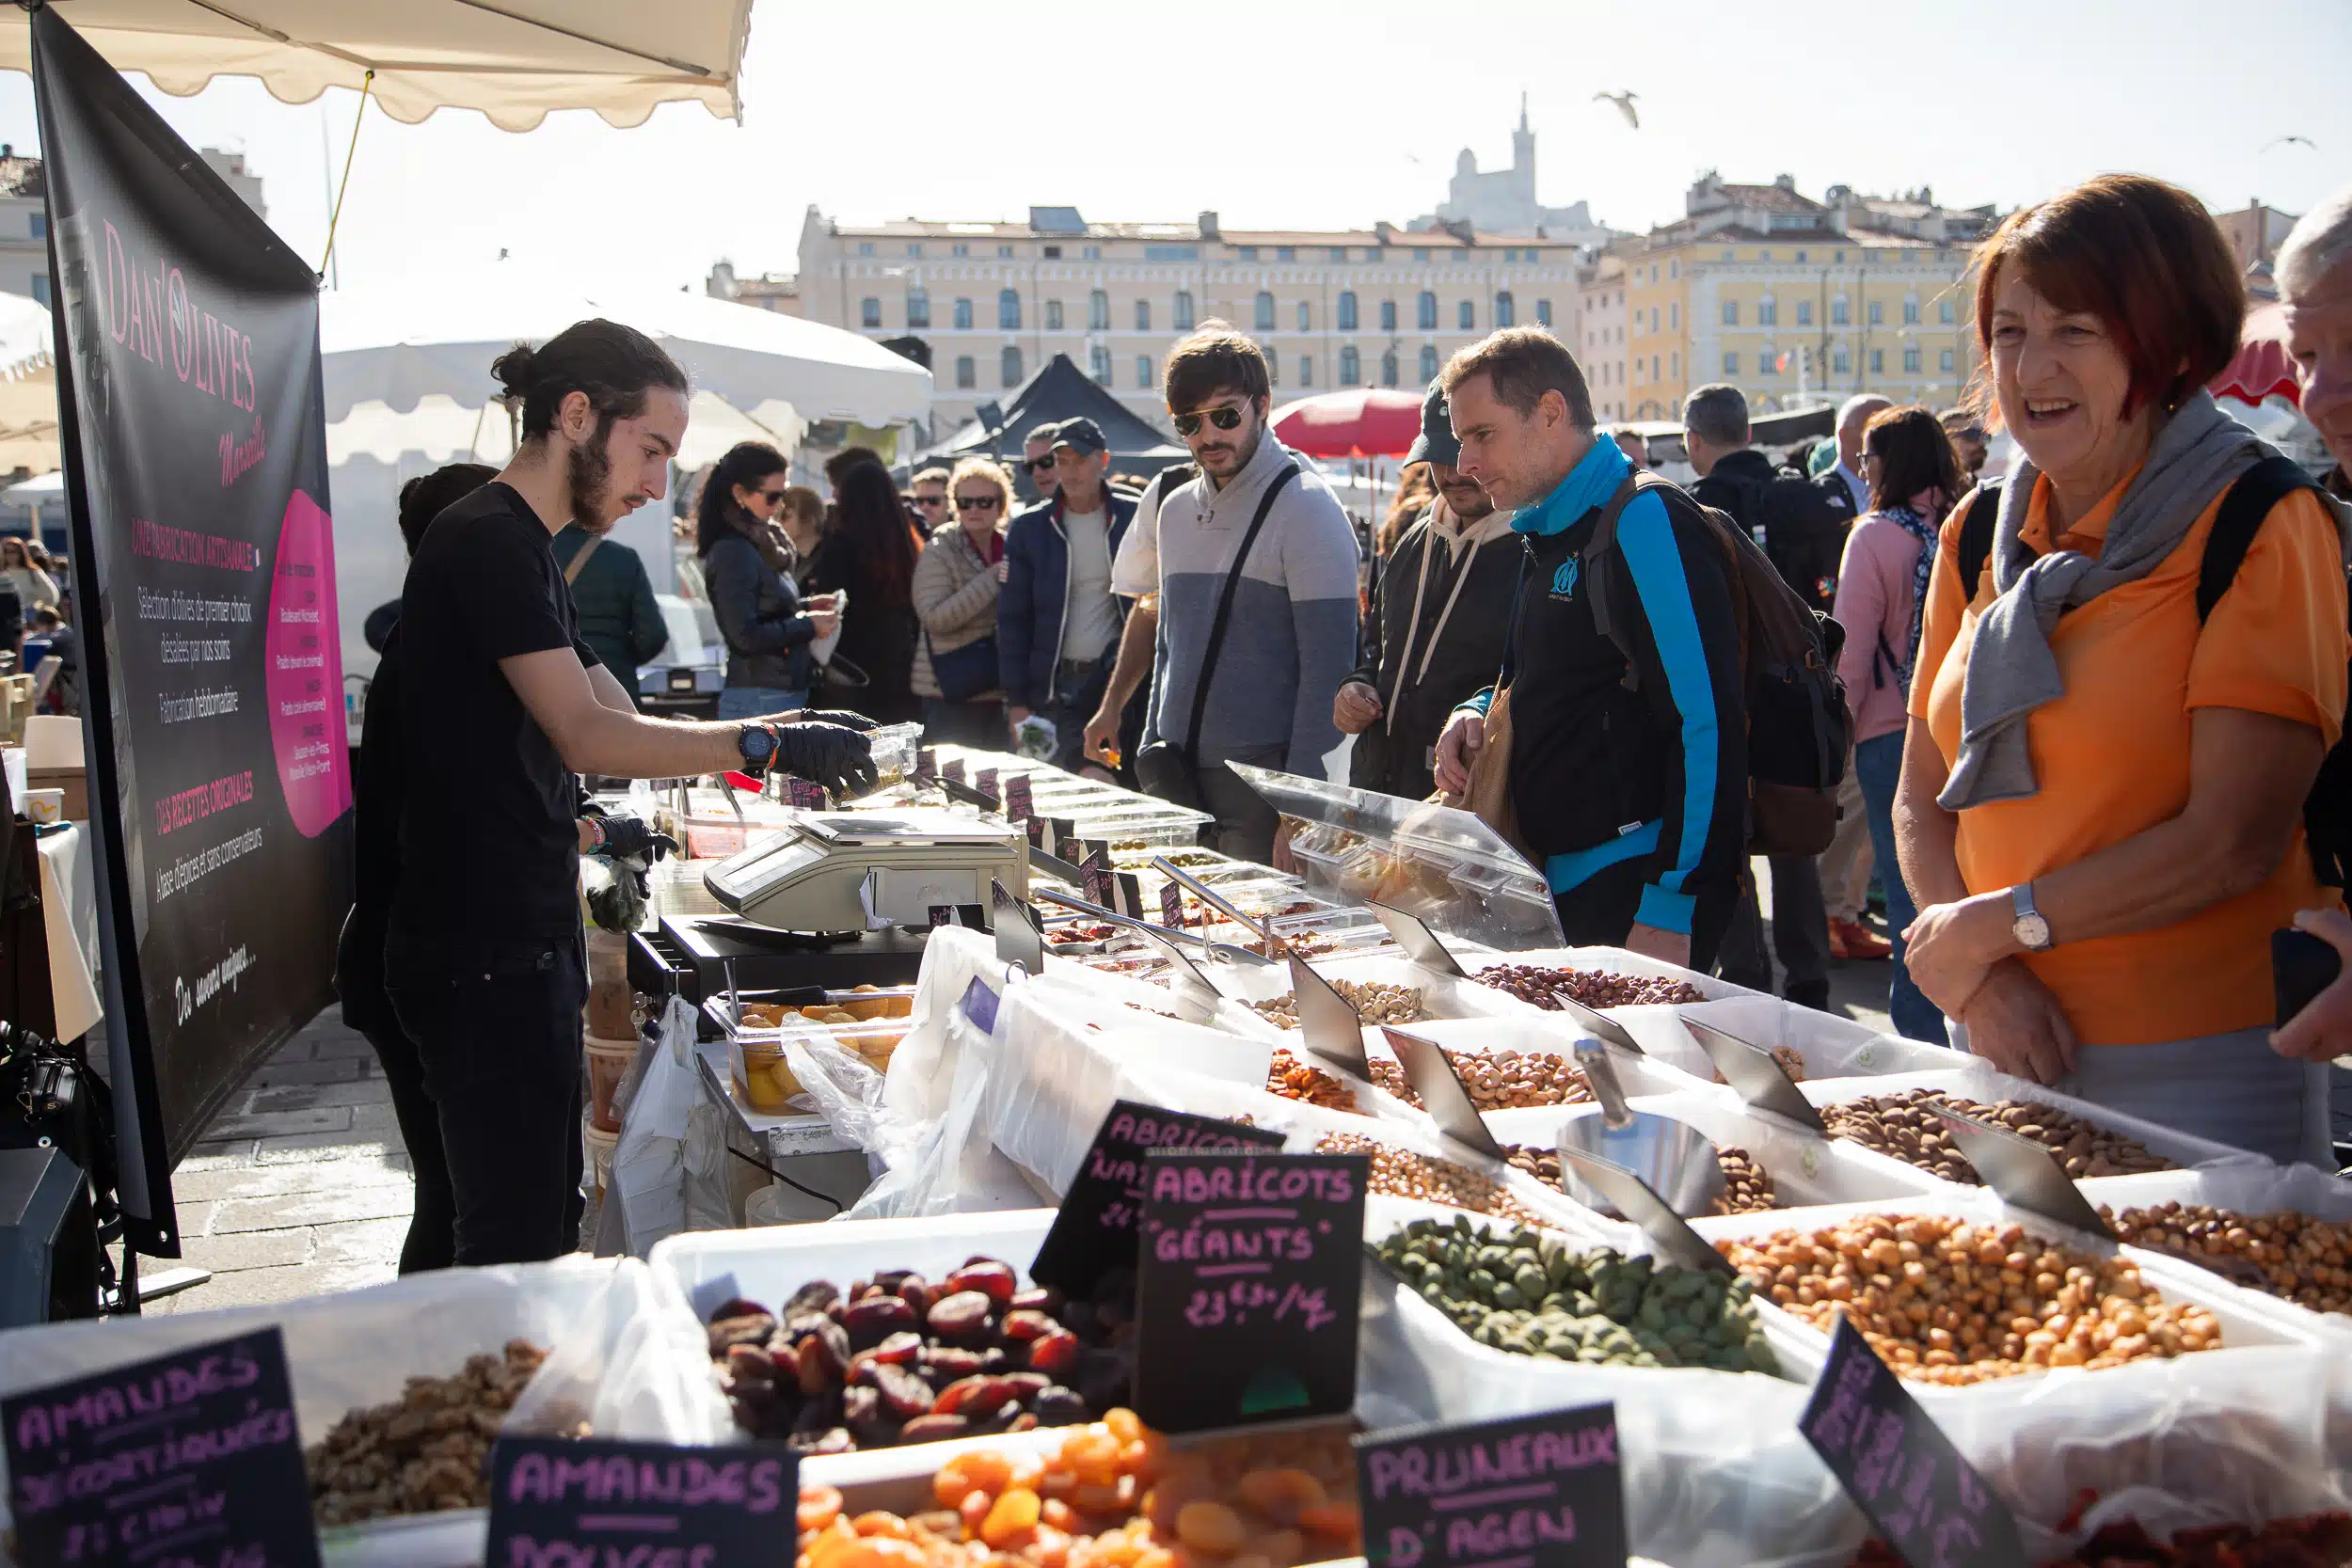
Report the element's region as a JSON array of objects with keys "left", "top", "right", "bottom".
[
  {"left": 0, "top": 2, "right": 755, "bottom": 130},
  {"left": 319, "top": 273, "right": 932, "bottom": 430}
]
